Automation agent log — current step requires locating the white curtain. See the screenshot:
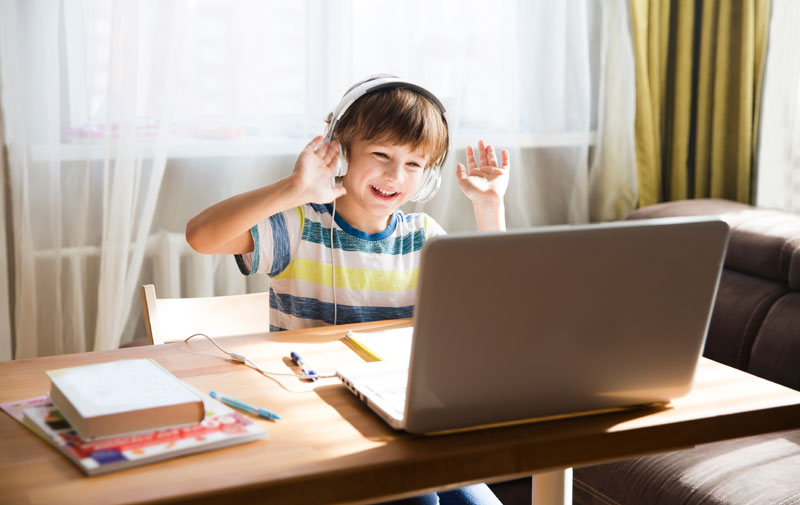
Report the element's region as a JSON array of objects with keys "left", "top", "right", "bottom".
[
  {"left": 0, "top": 0, "right": 183, "bottom": 357},
  {"left": 755, "top": 0, "right": 800, "bottom": 212},
  {"left": 0, "top": 0, "right": 636, "bottom": 358},
  {"left": 0, "top": 105, "right": 10, "bottom": 361},
  {"left": 411, "top": 0, "right": 637, "bottom": 230}
]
